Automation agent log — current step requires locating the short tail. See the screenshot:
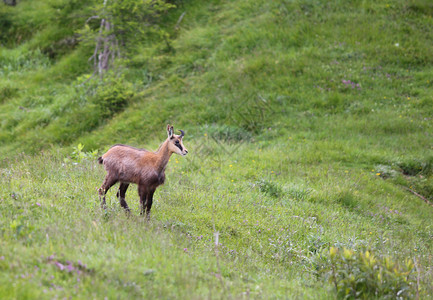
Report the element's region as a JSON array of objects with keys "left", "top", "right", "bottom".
[{"left": 97, "top": 157, "right": 104, "bottom": 164}]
